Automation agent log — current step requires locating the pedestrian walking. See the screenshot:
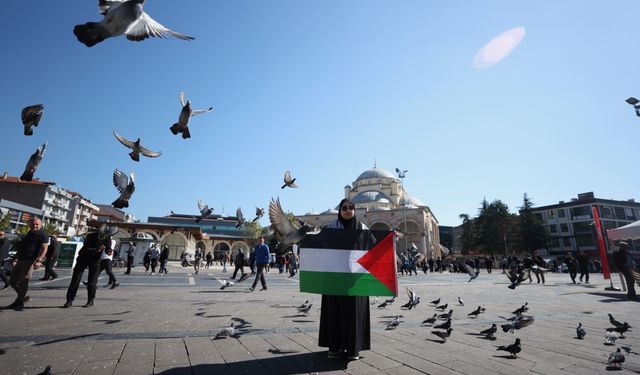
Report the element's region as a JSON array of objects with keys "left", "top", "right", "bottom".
[
  {"left": 194, "top": 249, "right": 202, "bottom": 274},
  {"left": 565, "top": 252, "right": 578, "bottom": 284},
  {"left": 231, "top": 250, "right": 245, "bottom": 279},
  {"left": 222, "top": 252, "right": 229, "bottom": 273},
  {"left": 159, "top": 244, "right": 169, "bottom": 274},
  {"left": 485, "top": 256, "right": 493, "bottom": 274},
  {"left": 249, "top": 250, "right": 256, "bottom": 275},
  {"left": 97, "top": 245, "right": 119, "bottom": 289},
  {"left": 205, "top": 251, "right": 212, "bottom": 269},
  {"left": 249, "top": 237, "right": 269, "bottom": 291},
  {"left": 319, "top": 198, "right": 370, "bottom": 361},
  {"left": 124, "top": 242, "right": 135, "bottom": 274},
  {"left": 40, "top": 235, "right": 60, "bottom": 281},
  {"left": 533, "top": 250, "right": 546, "bottom": 284},
  {"left": 143, "top": 248, "right": 151, "bottom": 272},
  {"left": 7, "top": 218, "right": 48, "bottom": 310},
  {"left": 149, "top": 245, "right": 160, "bottom": 274},
  {"left": 576, "top": 250, "right": 590, "bottom": 283}
]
